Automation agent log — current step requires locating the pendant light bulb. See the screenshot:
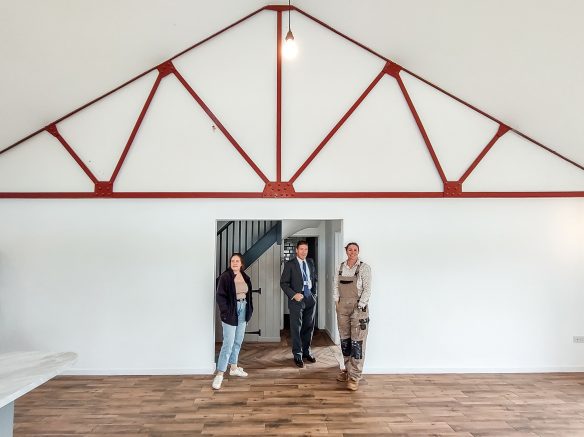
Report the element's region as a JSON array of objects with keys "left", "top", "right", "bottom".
[
  {"left": 282, "top": 2, "right": 298, "bottom": 60},
  {"left": 283, "top": 29, "right": 298, "bottom": 59}
]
